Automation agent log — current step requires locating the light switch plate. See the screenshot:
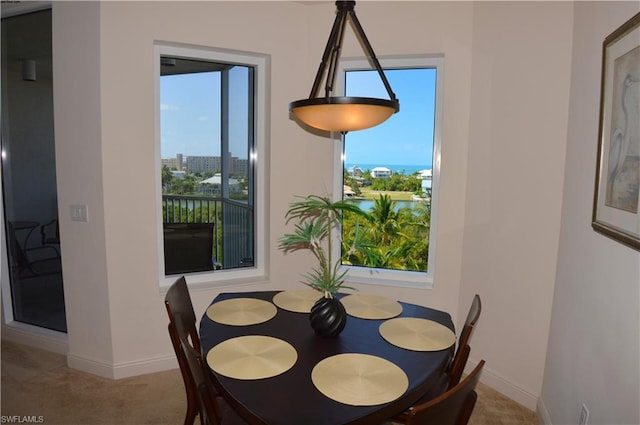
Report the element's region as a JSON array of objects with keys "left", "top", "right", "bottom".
[{"left": 70, "top": 204, "right": 88, "bottom": 222}]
